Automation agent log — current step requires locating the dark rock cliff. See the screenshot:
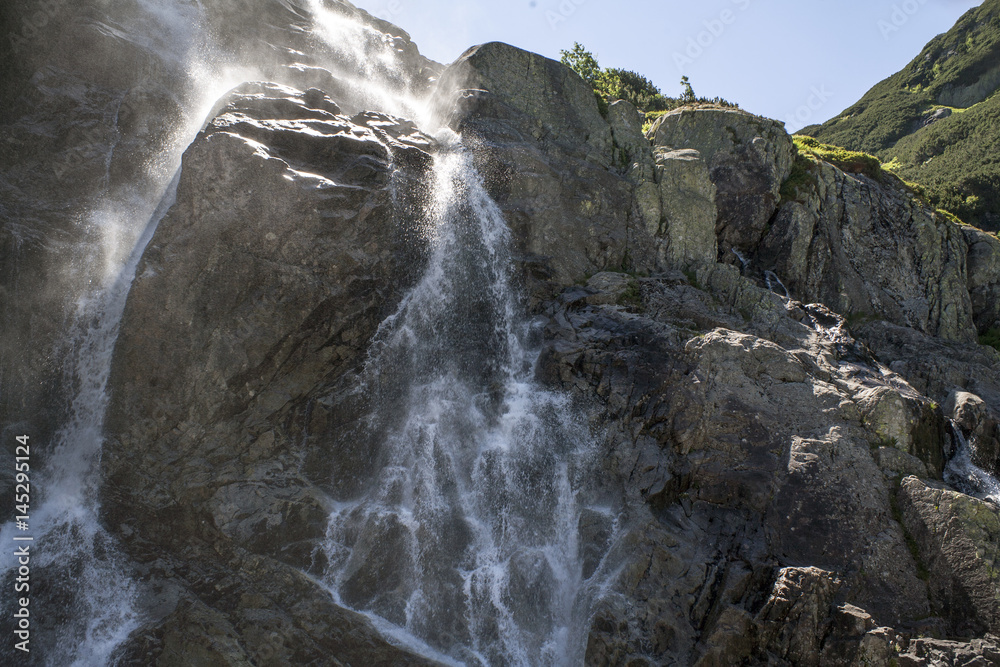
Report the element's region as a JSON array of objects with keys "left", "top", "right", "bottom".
[{"left": 4, "top": 2, "right": 1000, "bottom": 666}]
